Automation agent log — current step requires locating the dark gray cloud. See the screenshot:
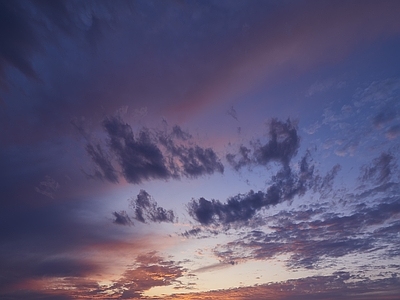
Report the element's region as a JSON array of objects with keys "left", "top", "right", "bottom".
[
  {"left": 113, "top": 211, "right": 133, "bottom": 226},
  {"left": 87, "top": 116, "right": 224, "bottom": 184},
  {"left": 226, "top": 145, "right": 251, "bottom": 171},
  {"left": 102, "top": 116, "right": 170, "bottom": 184},
  {"left": 158, "top": 126, "right": 224, "bottom": 178},
  {"left": 188, "top": 152, "right": 314, "bottom": 227},
  {"left": 130, "top": 190, "right": 175, "bottom": 224},
  {"left": 176, "top": 146, "right": 224, "bottom": 178},
  {"left": 171, "top": 125, "right": 192, "bottom": 141},
  {"left": 181, "top": 227, "right": 202, "bottom": 238},
  {"left": 227, "top": 118, "right": 300, "bottom": 170}
]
